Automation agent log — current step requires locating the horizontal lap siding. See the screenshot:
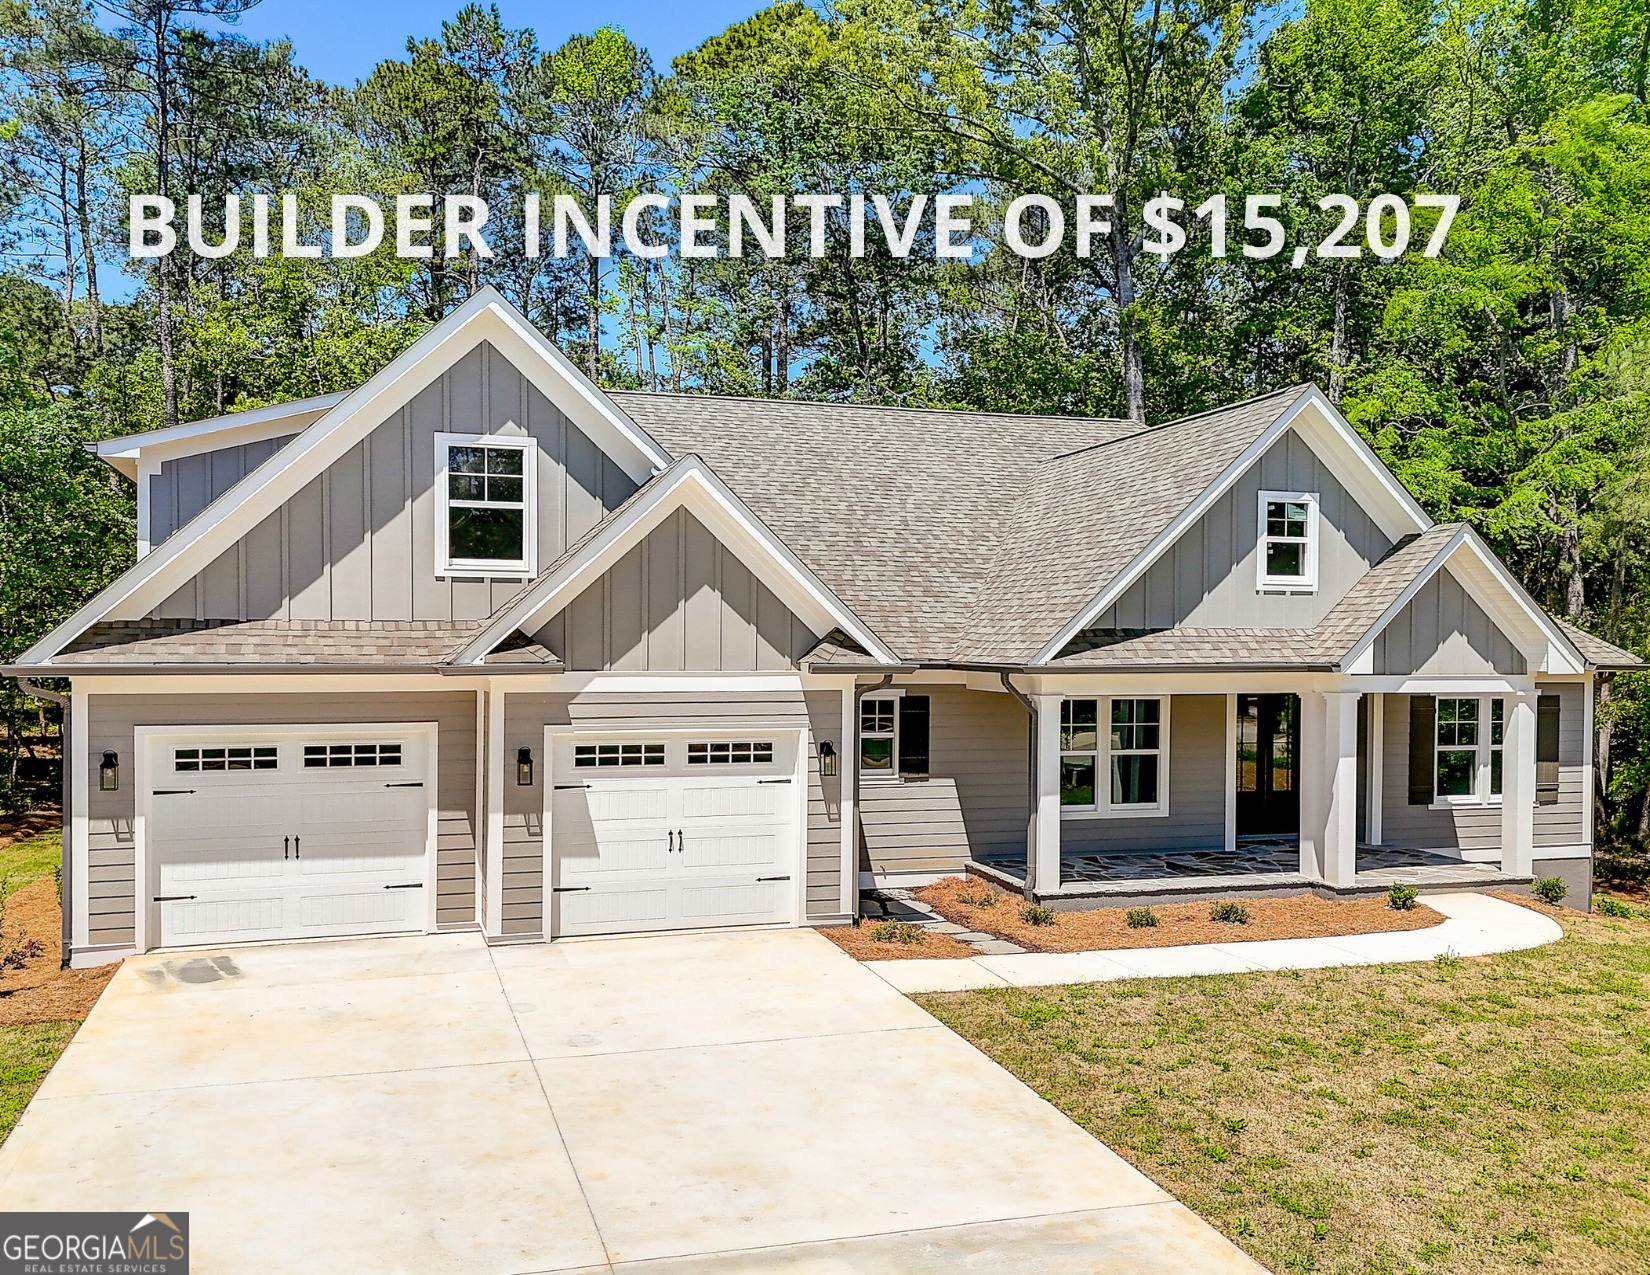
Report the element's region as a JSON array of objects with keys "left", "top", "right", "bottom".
[
  {"left": 1062, "top": 694, "right": 1226, "bottom": 854},
  {"left": 1535, "top": 681, "right": 1586, "bottom": 847},
  {"left": 151, "top": 342, "right": 637, "bottom": 623},
  {"left": 503, "top": 688, "right": 840, "bottom": 936},
  {"left": 860, "top": 686, "right": 1027, "bottom": 875},
  {"left": 1381, "top": 694, "right": 1498, "bottom": 851},
  {"left": 85, "top": 691, "right": 479, "bottom": 947}
]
